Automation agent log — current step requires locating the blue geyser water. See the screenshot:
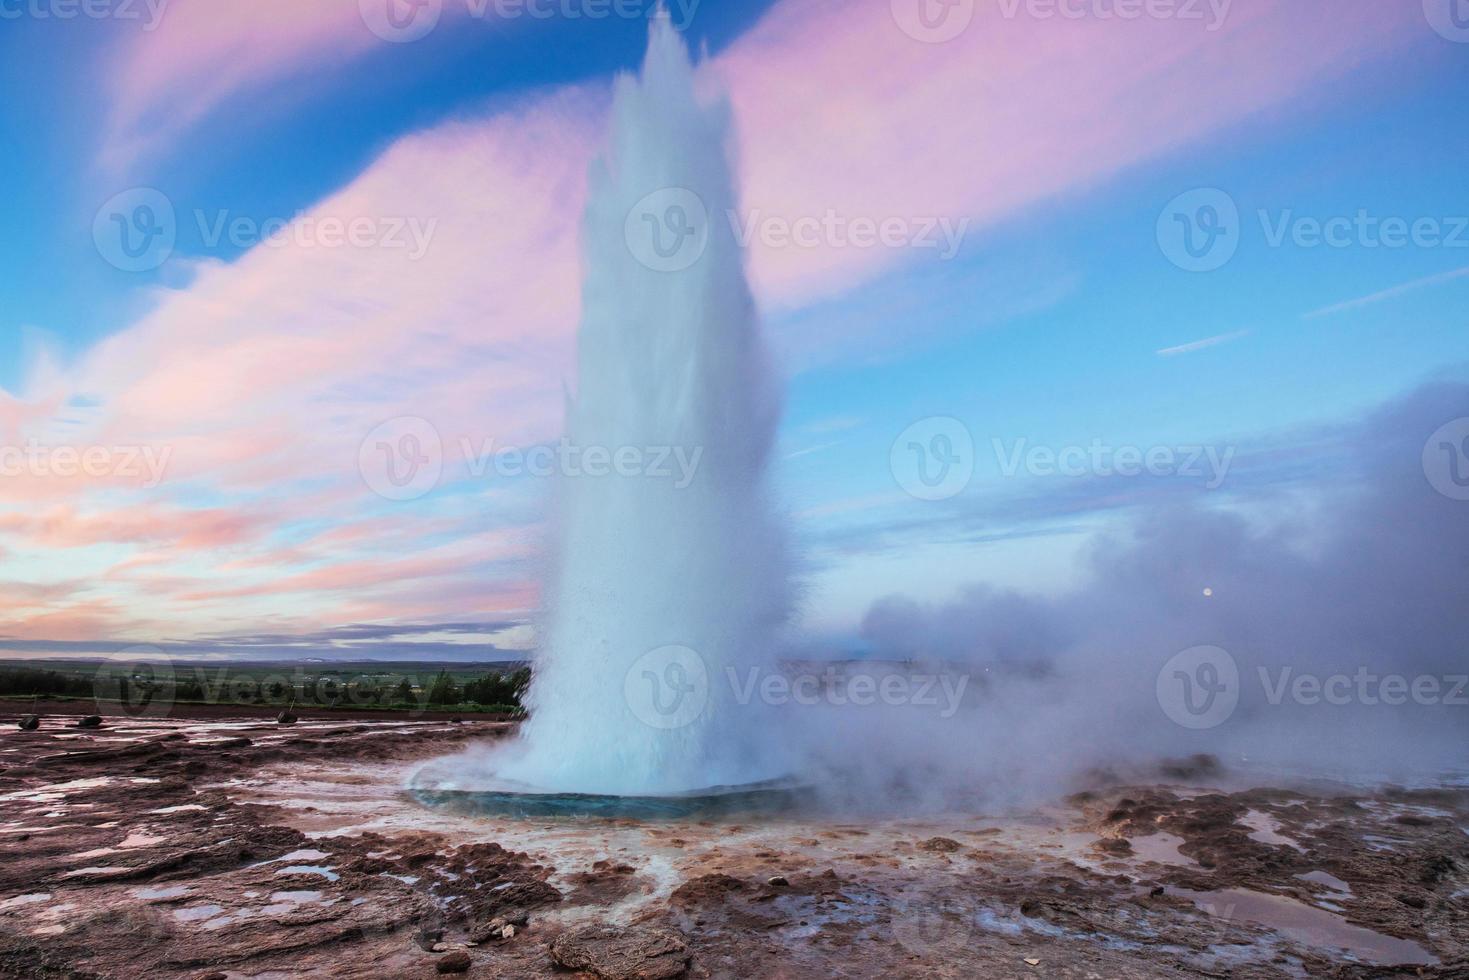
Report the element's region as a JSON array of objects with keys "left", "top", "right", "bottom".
[{"left": 455, "top": 19, "right": 792, "bottom": 798}]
